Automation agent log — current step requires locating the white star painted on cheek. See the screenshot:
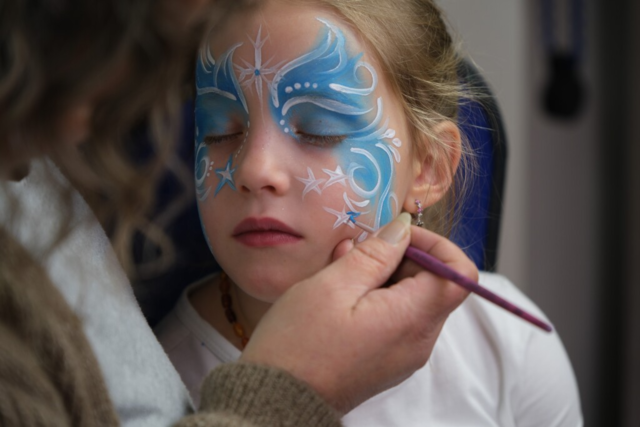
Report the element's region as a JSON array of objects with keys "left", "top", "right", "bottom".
[
  {"left": 296, "top": 167, "right": 326, "bottom": 198},
  {"left": 323, "top": 206, "right": 356, "bottom": 230},
  {"left": 215, "top": 154, "right": 237, "bottom": 195},
  {"left": 322, "top": 165, "right": 348, "bottom": 189}
]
